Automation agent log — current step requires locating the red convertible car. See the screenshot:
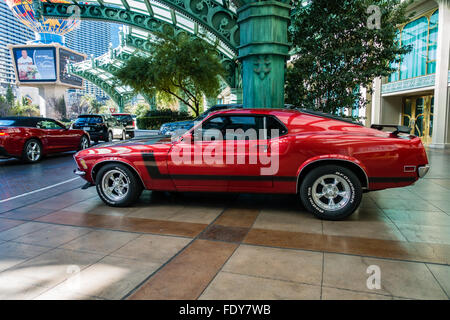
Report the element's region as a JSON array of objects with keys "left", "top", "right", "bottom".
[
  {"left": 0, "top": 116, "right": 90, "bottom": 163},
  {"left": 73, "top": 108, "right": 429, "bottom": 220}
]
